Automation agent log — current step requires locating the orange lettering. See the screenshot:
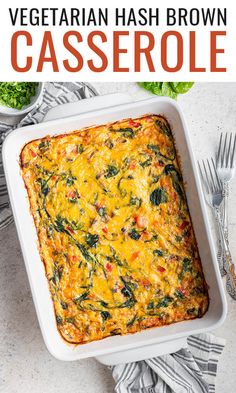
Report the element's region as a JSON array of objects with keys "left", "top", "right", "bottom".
[
  {"left": 161, "top": 31, "right": 183, "bottom": 72},
  {"left": 37, "top": 31, "right": 59, "bottom": 72},
  {"left": 11, "top": 31, "right": 32, "bottom": 72}
]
